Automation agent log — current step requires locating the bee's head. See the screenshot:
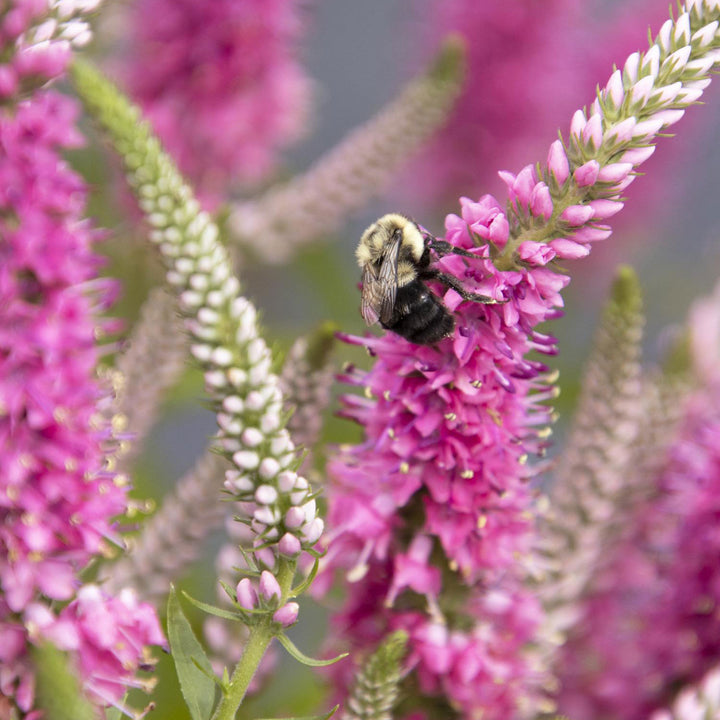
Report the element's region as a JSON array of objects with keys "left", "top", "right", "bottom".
[{"left": 356, "top": 213, "right": 424, "bottom": 268}]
